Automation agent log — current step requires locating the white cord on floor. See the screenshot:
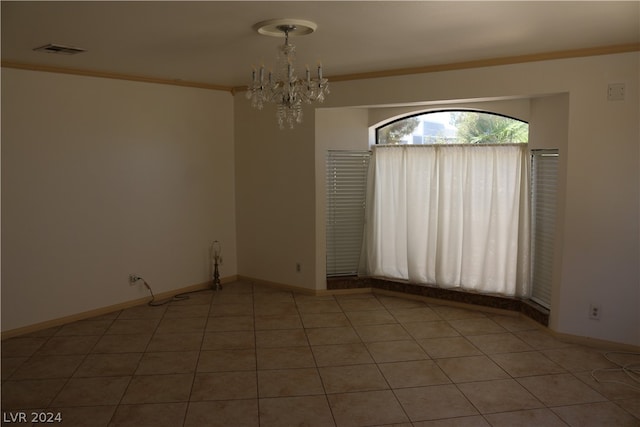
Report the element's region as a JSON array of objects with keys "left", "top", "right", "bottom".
[{"left": 590, "top": 351, "right": 640, "bottom": 392}]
